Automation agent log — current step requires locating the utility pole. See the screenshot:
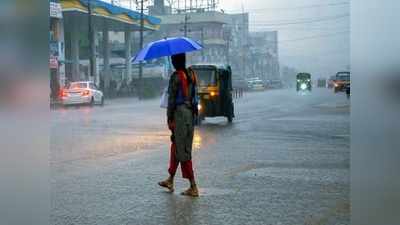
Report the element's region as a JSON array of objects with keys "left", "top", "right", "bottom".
[
  {"left": 201, "top": 28, "right": 205, "bottom": 61},
  {"left": 184, "top": 13, "right": 189, "bottom": 37},
  {"left": 88, "top": 0, "right": 95, "bottom": 80},
  {"left": 183, "top": 0, "right": 189, "bottom": 37},
  {"left": 223, "top": 27, "right": 231, "bottom": 65},
  {"left": 138, "top": 0, "right": 144, "bottom": 99},
  {"left": 226, "top": 31, "right": 231, "bottom": 65},
  {"left": 241, "top": 4, "right": 247, "bottom": 78}
]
